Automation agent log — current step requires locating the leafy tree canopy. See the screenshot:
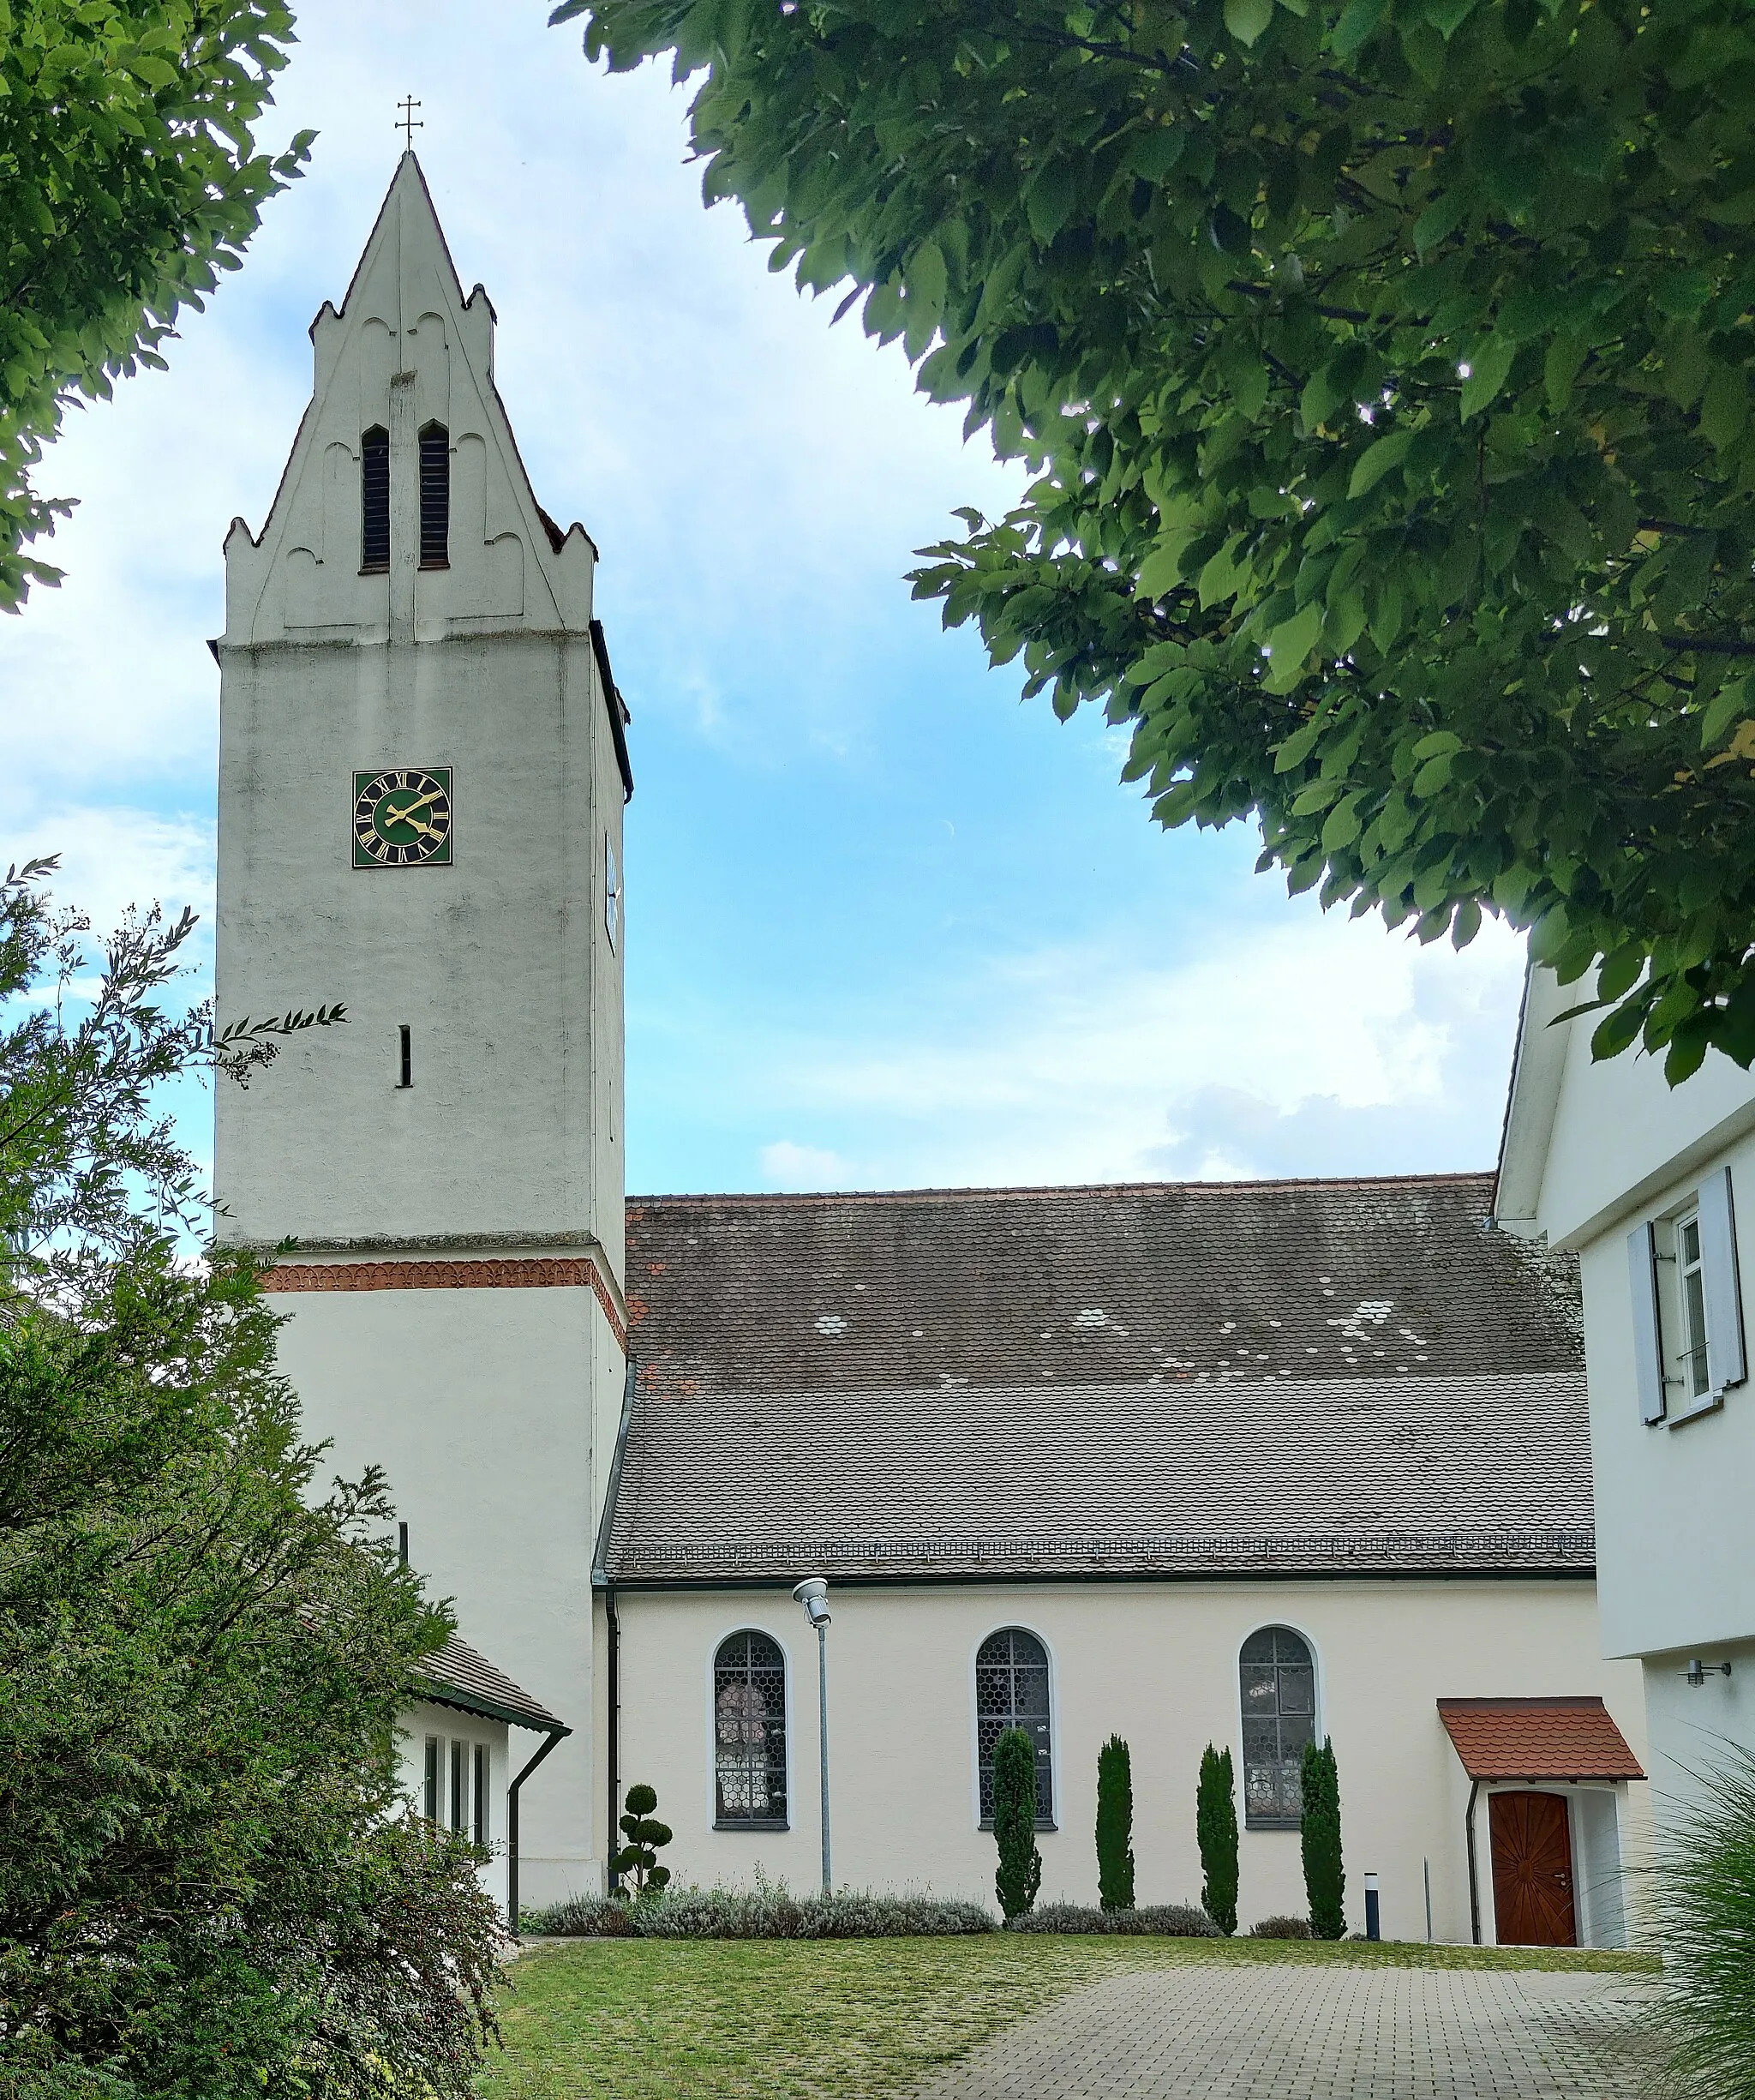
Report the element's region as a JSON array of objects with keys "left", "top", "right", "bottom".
[
  {"left": 0, "top": 863, "right": 500, "bottom": 2099},
  {"left": 0, "top": 0, "right": 310, "bottom": 608},
  {"left": 560, "top": 0, "right": 1755, "bottom": 1080}
]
